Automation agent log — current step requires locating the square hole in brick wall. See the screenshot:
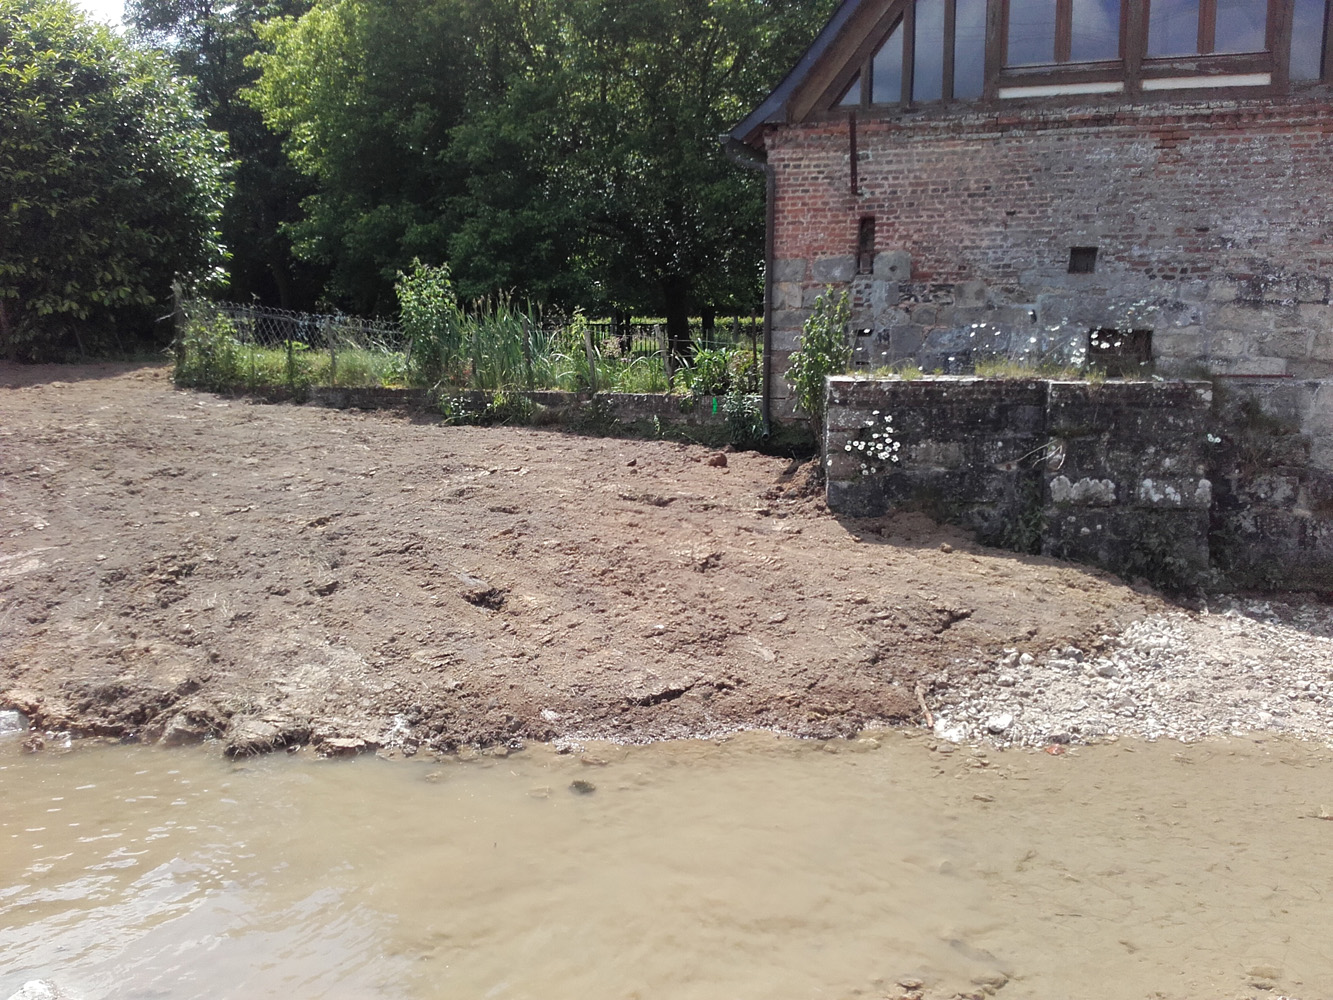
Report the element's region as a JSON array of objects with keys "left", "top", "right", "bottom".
[
  {"left": 1069, "top": 246, "right": 1098, "bottom": 274},
  {"left": 1088, "top": 328, "right": 1152, "bottom": 376}
]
